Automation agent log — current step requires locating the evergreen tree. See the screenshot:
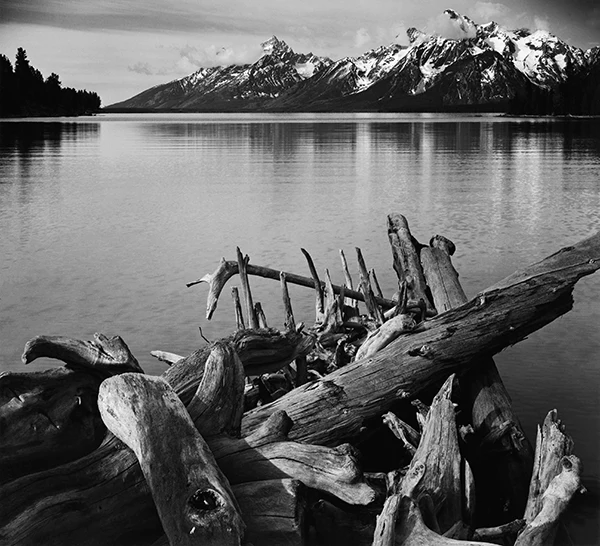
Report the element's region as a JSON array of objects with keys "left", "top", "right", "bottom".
[{"left": 0, "top": 47, "right": 102, "bottom": 117}]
